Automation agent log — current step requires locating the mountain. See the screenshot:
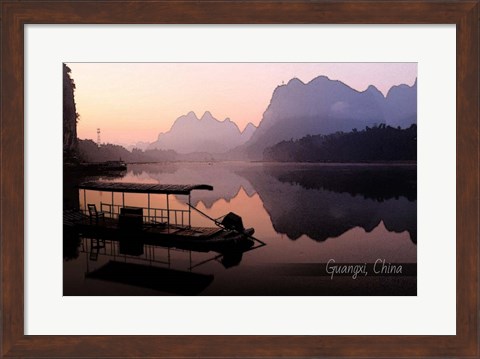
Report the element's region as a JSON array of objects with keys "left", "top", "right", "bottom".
[
  {"left": 241, "top": 76, "right": 417, "bottom": 159},
  {"left": 241, "top": 122, "right": 257, "bottom": 142},
  {"left": 148, "top": 111, "right": 256, "bottom": 154},
  {"left": 384, "top": 80, "right": 417, "bottom": 128}
]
